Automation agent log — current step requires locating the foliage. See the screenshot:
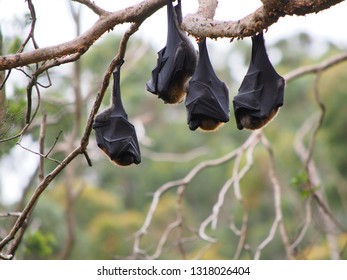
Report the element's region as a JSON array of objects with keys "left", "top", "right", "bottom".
[{"left": 1, "top": 24, "right": 347, "bottom": 260}]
